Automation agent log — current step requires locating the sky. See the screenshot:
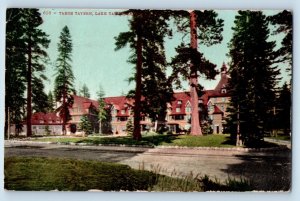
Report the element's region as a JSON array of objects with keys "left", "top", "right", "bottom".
[{"left": 39, "top": 9, "right": 289, "bottom": 99}]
